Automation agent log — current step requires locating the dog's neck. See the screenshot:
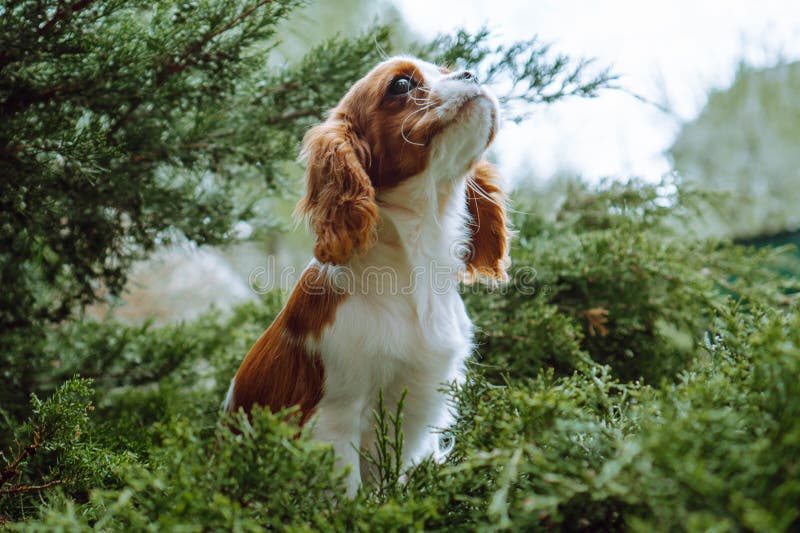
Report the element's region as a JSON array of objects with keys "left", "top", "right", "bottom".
[{"left": 354, "top": 169, "right": 470, "bottom": 282}]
